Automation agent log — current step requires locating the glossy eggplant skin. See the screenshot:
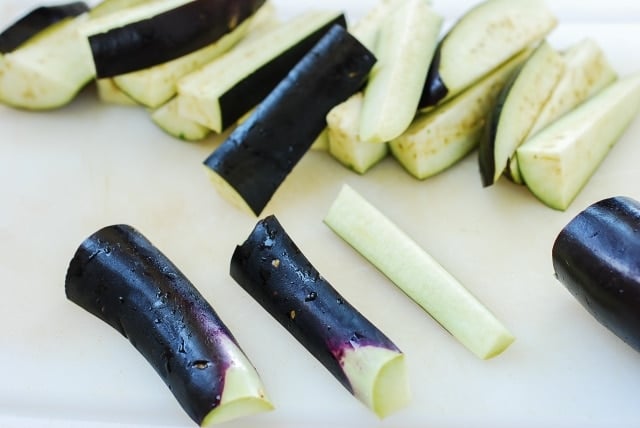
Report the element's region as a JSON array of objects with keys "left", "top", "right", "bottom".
[
  {"left": 553, "top": 197, "right": 640, "bottom": 352},
  {"left": 418, "top": 45, "right": 448, "bottom": 109},
  {"left": 0, "top": 2, "right": 88, "bottom": 53},
  {"left": 89, "top": 0, "right": 266, "bottom": 78},
  {"left": 204, "top": 24, "right": 376, "bottom": 216},
  {"left": 65, "top": 224, "right": 241, "bottom": 425},
  {"left": 218, "top": 14, "right": 347, "bottom": 130},
  {"left": 230, "top": 215, "right": 400, "bottom": 393}
]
